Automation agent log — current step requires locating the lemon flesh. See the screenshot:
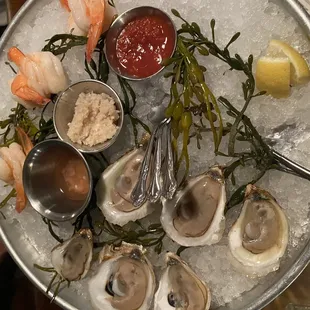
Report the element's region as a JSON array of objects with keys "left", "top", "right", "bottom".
[
  {"left": 267, "top": 40, "right": 310, "bottom": 85},
  {"left": 256, "top": 57, "right": 290, "bottom": 98}
]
